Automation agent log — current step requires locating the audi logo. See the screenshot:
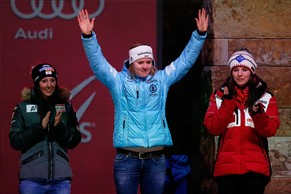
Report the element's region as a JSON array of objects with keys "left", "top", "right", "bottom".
[{"left": 11, "top": 0, "right": 105, "bottom": 20}]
